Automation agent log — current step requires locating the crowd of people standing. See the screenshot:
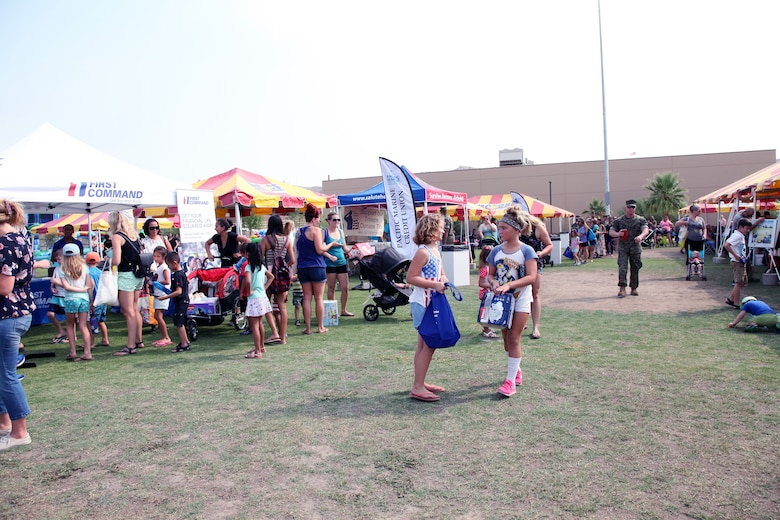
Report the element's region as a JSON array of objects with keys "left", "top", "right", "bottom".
[{"left": 3, "top": 195, "right": 775, "bottom": 453}]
